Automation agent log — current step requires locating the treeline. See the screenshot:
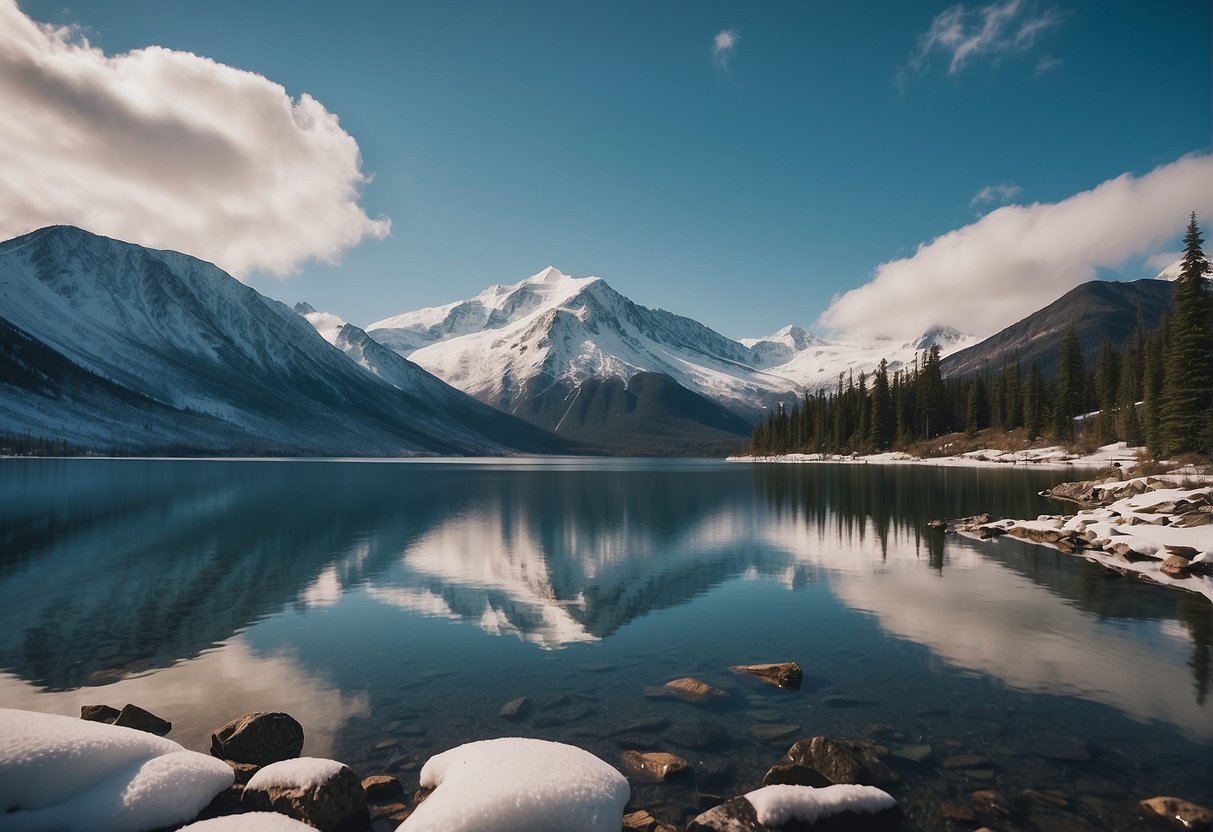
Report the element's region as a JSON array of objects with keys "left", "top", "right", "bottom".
[{"left": 753, "top": 213, "right": 1213, "bottom": 459}]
